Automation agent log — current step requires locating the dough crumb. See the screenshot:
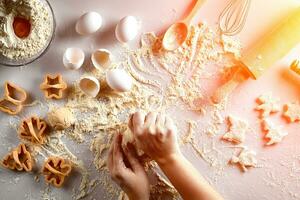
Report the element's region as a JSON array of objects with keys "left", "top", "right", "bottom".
[
  {"left": 255, "top": 93, "right": 280, "bottom": 118},
  {"left": 283, "top": 102, "right": 300, "bottom": 123},
  {"left": 47, "top": 107, "right": 76, "bottom": 130},
  {"left": 262, "top": 119, "right": 288, "bottom": 146},
  {"left": 230, "top": 148, "right": 257, "bottom": 172},
  {"left": 222, "top": 115, "right": 248, "bottom": 144}
]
